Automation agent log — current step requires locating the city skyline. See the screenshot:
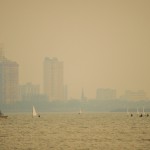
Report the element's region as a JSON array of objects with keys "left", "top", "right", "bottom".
[
  {"left": 0, "top": 48, "right": 150, "bottom": 100},
  {"left": 0, "top": 0, "right": 150, "bottom": 99}
]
